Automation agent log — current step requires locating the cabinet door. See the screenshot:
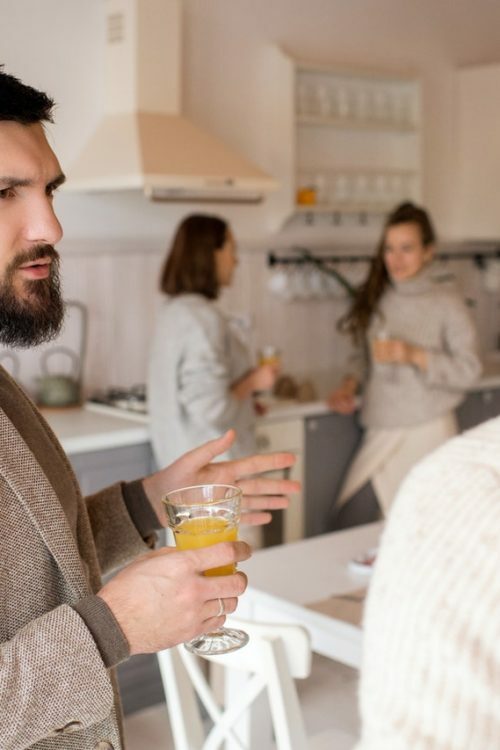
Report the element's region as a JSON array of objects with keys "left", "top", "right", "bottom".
[
  {"left": 68, "top": 442, "right": 155, "bottom": 495},
  {"left": 455, "top": 64, "right": 500, "bottom": 237},
  {"left": 255, "top": 418, "right": 304, "bottom": 543},
  {"left": 69, "top": 442, "right": 162, "bottom": 715},
  {"left": 304, "top": 413, "right": 362, "bottom": 537},
  {"left": 481, "top": 389, "right": 500, "bottom": 421},
  {"left": 457, "top": 390, "right": 500, "bottom": 431}
]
